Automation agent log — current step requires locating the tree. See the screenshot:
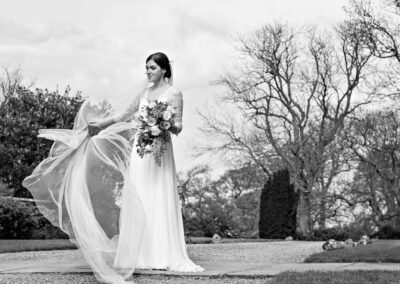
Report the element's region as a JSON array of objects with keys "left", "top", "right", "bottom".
[
  {"left": 0, "top": 69, "right": 23, "bottom": 99},
  {"left": 197, "top": 105, "right": 278, "bottom": 177},
  {"left": 0, "top": 68, "right": 35, "bottom": 99},
  {"left": 259, "top": 169, "right": 297, "bottom": 239},
  {"left": 311, "top": 128, "right": 353, "bottom": 229},
  {"left": 344, "top": 110, "right": 400, "bottom": 229},
  {"left": 348, "top": 0, "right": 400, "bottom": 63},
  {"left": 200, "top": 22, "right": 374, "bottom": 238},
  {"left": 347, "top": 0, "right": 400, "bottom": 98},
  {"left": 213, "top": 164, "right": 265, "bottom": 199},
  {"left": 177, "top": 165, "right": 262, "bottom": 237},
  {"left": 0, "top": 86, "right": 83, "bottom": 197},
  {"left": 213, "top": 164, "right": 265, "bottom": 237},
  {"left": 234, "top": 189, "right": 260, "bottom": 238}
]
